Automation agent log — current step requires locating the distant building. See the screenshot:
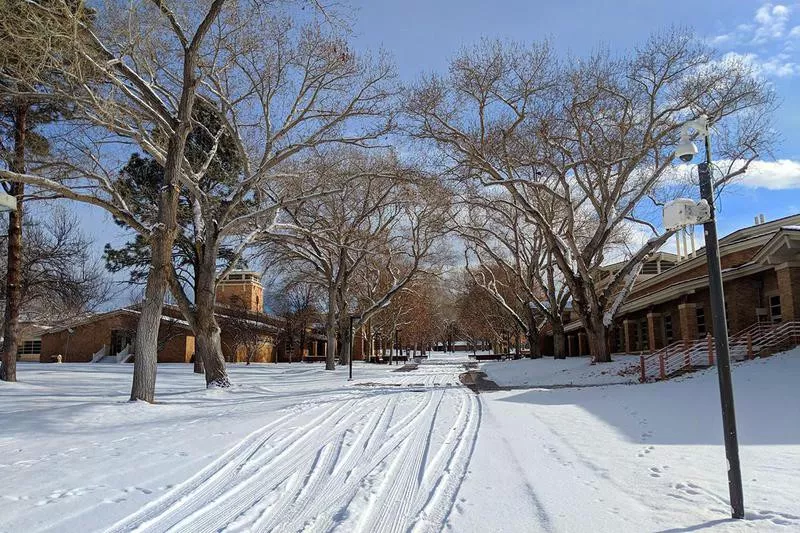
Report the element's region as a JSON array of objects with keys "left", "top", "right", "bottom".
[
  {"left": 33, "top": 271, "right": 327, "bottom": 364},
  {"left": 554, "top": 214, "right": 800, "bottom": 356}
]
